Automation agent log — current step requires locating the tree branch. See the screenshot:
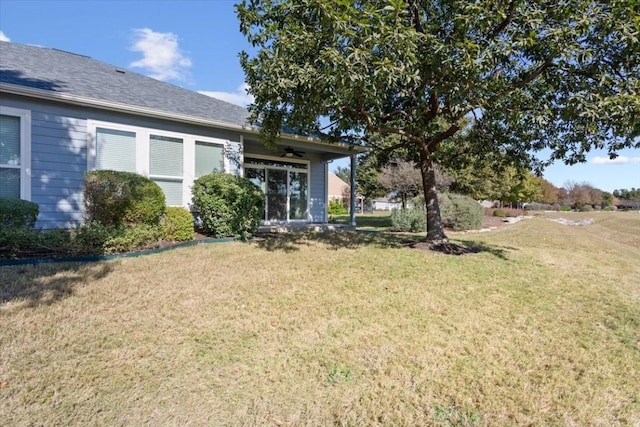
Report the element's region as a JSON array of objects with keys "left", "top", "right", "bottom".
[
  {"left": 511, "top": 58, "right": 554, "bottom": 89},
  {"left": 485, "top": 0, "right": 518, "bottom": 42},
  {"left": 424, "top": 90, "right": 439, "bottom": 123},
  {"left": 427, "top": 123, "right": 461, "bottom": 149}
]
